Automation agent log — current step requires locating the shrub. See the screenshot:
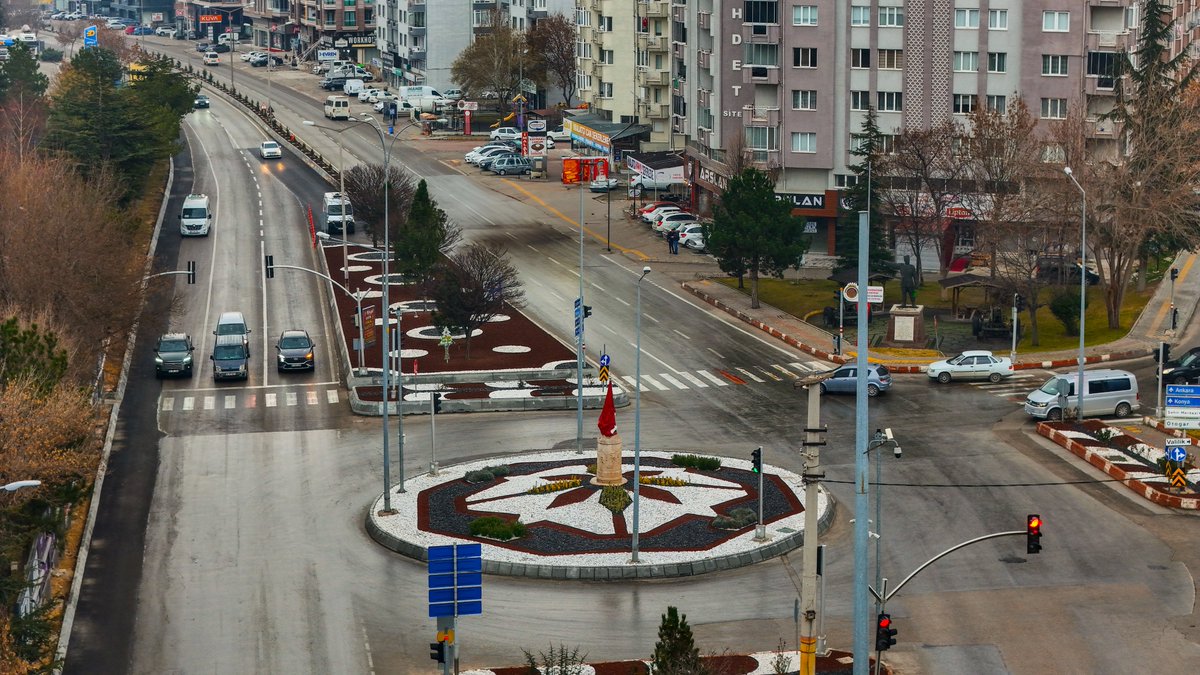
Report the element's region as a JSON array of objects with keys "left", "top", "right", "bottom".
[
  {"left": 527, "top": 478, "right": 582, "bottom": 495},
  {"left": 599, "top": 485, "right": 631, "bottom": 514},
  {"left": 464, "top": 464, "right": 510, "bottom": 483},
  {"left": 640, "top": 475, "right": 688, "bottom": 487},
  {"left": 1093, "top": 427, "right": 1117, "bottom": 443},
  {"left": 469, "top": 516, "right": 527, "bottom": 541},
  {"left": 40, "top": 48, "right": 63, "bottom": 62},
  {"left": 1049, "top": 290, "right": 1087, "bottom": 336},
  {"left": 671, "top": 454, "right": 721, "bottom": 471},
  {"left": 712, "top": 507, "right": 758, "bottom": 530},
  {"left": 585, "top": 462, "right": 597, "bottom": 474}
]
